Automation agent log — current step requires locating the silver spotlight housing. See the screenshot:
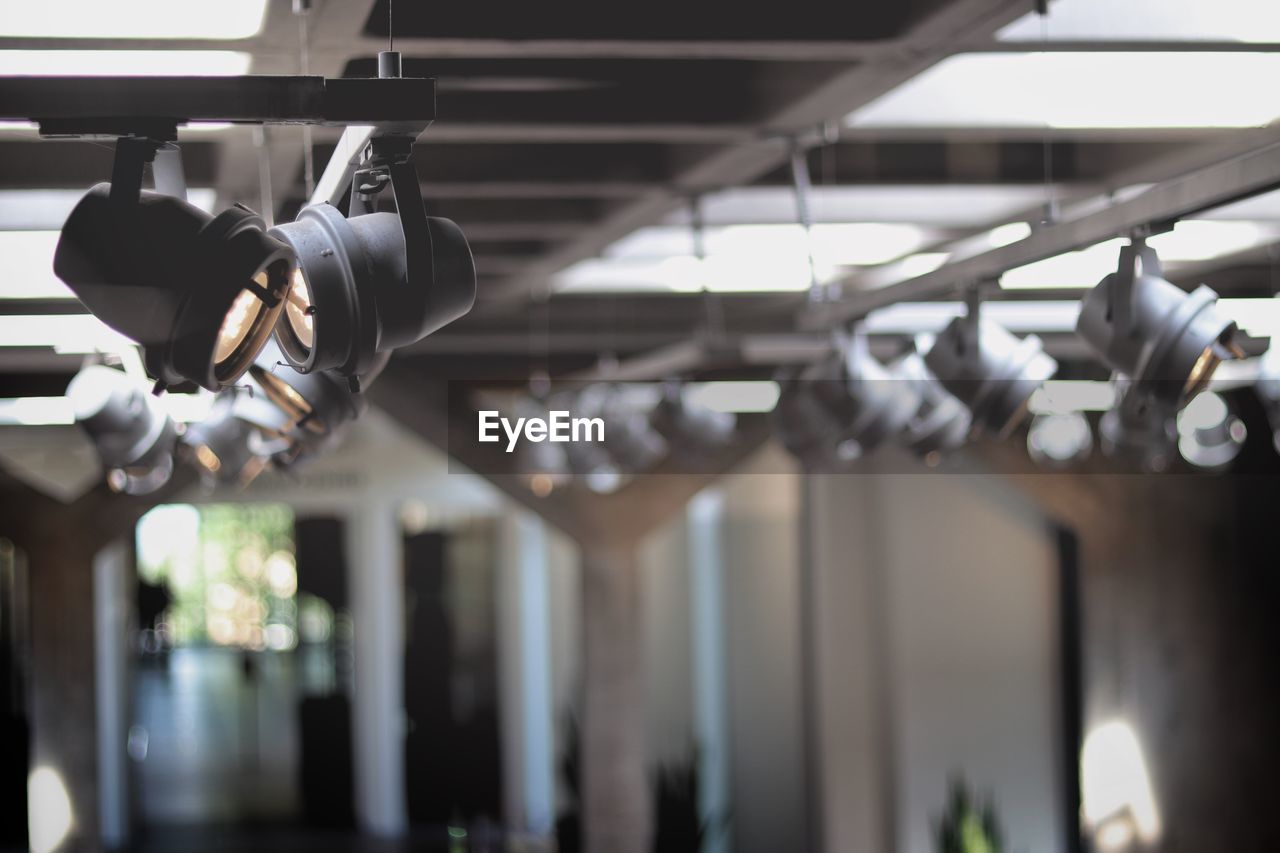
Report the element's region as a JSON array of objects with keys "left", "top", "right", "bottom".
[
  {"left": 1176, "top": 391, "right": 1246, "bottom": 471},
  {"left": 924, "top": 311, "right": 1057, "bottom": 438},
  {"left": 182, "top": 396, "right": 269, "bottom": 487},
  {"left": 650, "top": 383, "right": 736, "bottom": 465},
  {"left": 67, "top": 365, "right": 177, "bottom": 494},
  {"left": 890, "top": 350, "right": 971, "bottom": 465},
  {"left": 1076, "top": 238, "right": 1238, "bottom": 410},
  {"left": 809, "top": 332, "right": 918, "bottom": 462}
]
